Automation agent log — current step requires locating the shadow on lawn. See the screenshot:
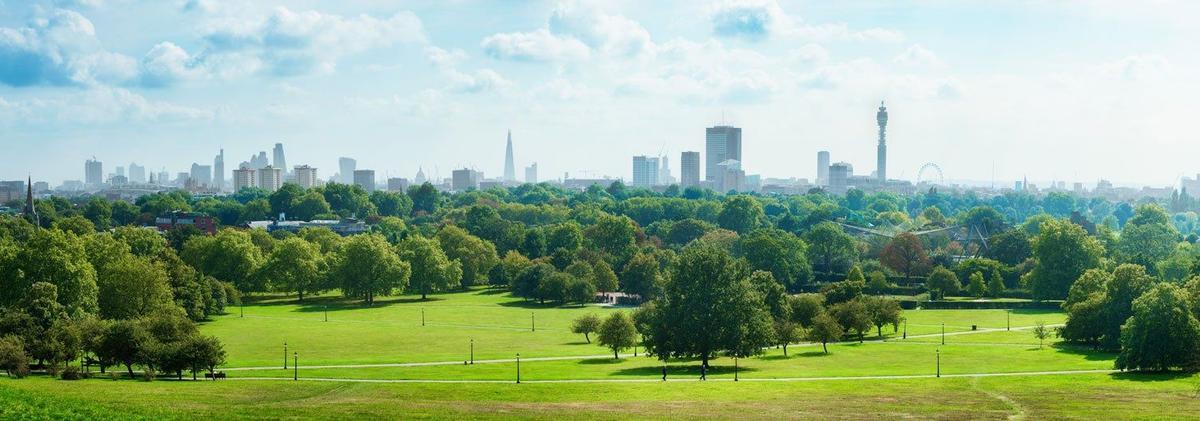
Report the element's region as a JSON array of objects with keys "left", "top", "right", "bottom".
[
  {"left": 1049, "top": 343, "right": 1118, "bottom": 362},
  {"left": 610, "top": 364, "right": 761, "bottom": 377},
  {"left": 1109, "top": 371, "right": 1198, "bottom": 382}
]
